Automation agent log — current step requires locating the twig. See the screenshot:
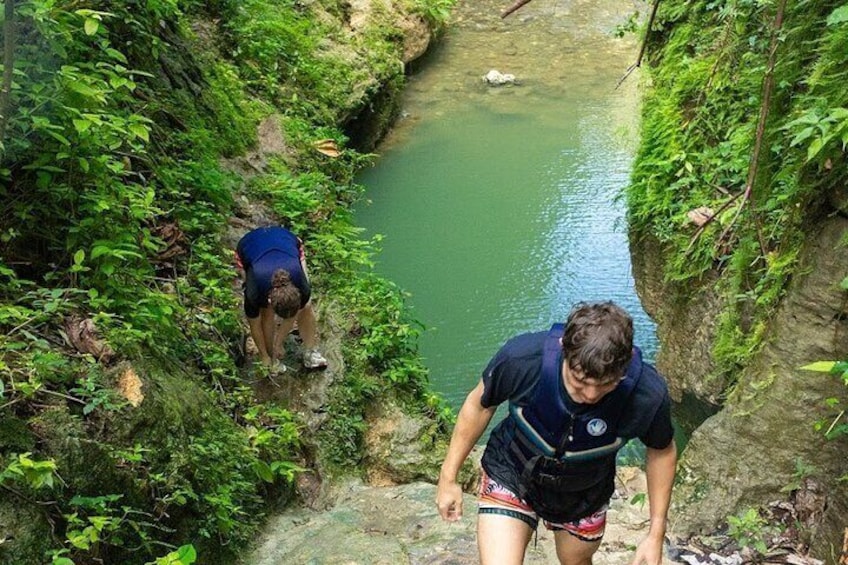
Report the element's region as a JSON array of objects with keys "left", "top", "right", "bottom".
[
  {"left": 0, "top": 0, "right": 16, "bottom": 145},
  {"left": 501, "top": 0, "right": 533, "bottom": 18},
  {"left": 685, "top": 191, "right": 744, "bottom": 255},
  {"left": 825, "top": 410, "right": 845, "bottom": 437},
  {"left": 616, "top": 0, "right": 661, "bottom": 90},
  {"left": 0, "top": 397, "right": 24, "bottom": 411},
  {"left": 716, "top": 0, "right": 787, "bottom": 253},
  {"left": 37, "top": 388, "right": 86, "bottom": 405}
]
